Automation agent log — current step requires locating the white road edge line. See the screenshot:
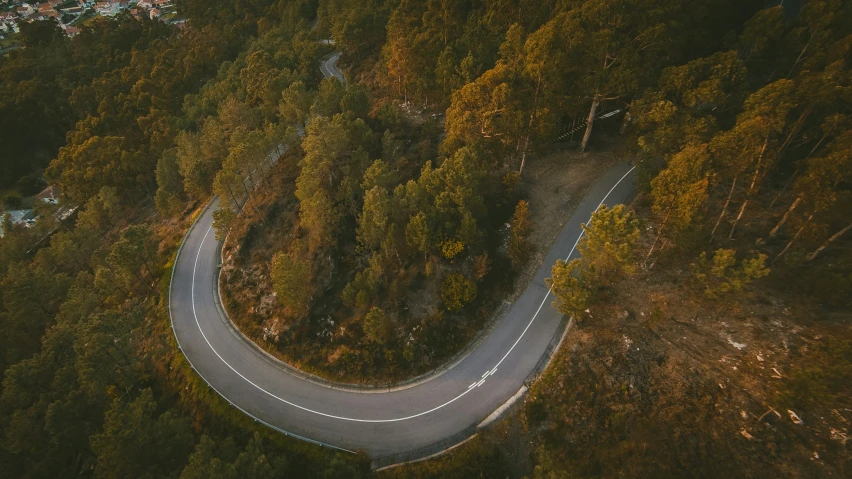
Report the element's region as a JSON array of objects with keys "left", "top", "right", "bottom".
[
  {"left": 188, "top": 166, "right": 636, "bottom": 423},
  {"left": 168, "top": 199, "right": 355, "bottom": 453}
]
